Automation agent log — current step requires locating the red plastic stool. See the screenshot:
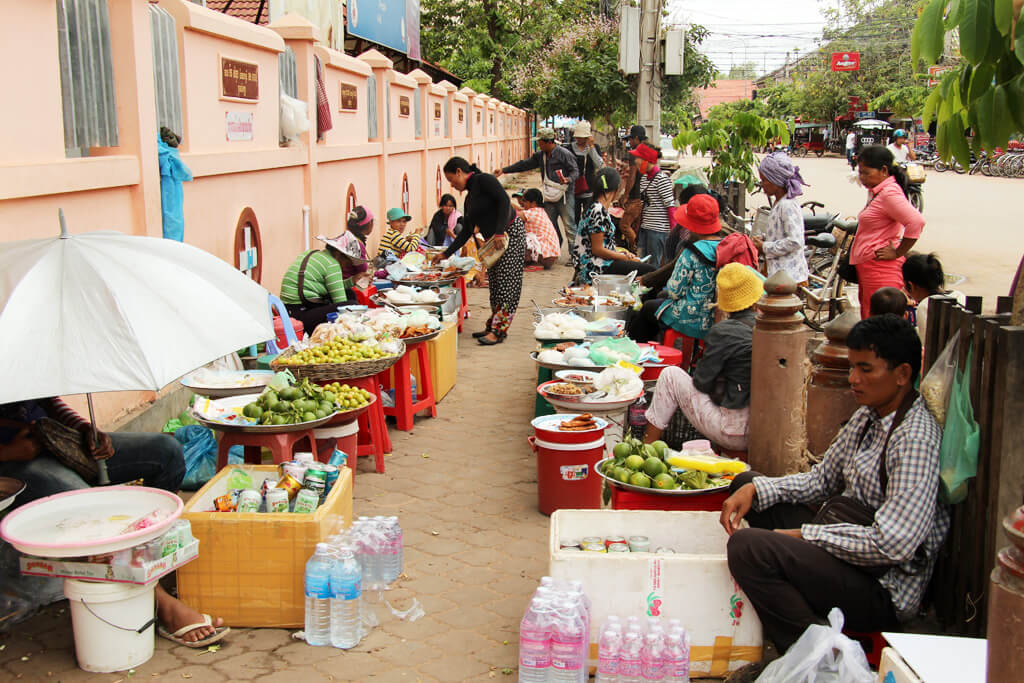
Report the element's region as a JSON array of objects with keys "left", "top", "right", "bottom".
[
  {"left": 662, "top": 329, "right": 705, "bottom": 371},
  {"left": 216, "top": 429, "right": 318, "bottom": 469},
  {"left": 380, "top": 341, "right": 437, "bottom": 431},
  {"left": 354, "top": 285, "right": 378, "bottom": 308},
  {"left": 843, "top": 630, "right": 886, "bottom": 669},
  {"left": 640, "top": 343, "right": 683, "bottom": 383},
  {"left": 456, "top": 276, "right": 469, "bottom": 332},
  {"left": 348, "top": 375, "right": 389, "bottom": 473}
]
